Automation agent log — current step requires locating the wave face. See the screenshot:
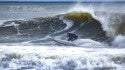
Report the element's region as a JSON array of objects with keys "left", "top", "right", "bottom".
[
  {"left": 0, "top": 11, "right": 125, "bottom": 46},
  {"left": 0, "top": 11, "right": 111, "bottom": 46}
]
